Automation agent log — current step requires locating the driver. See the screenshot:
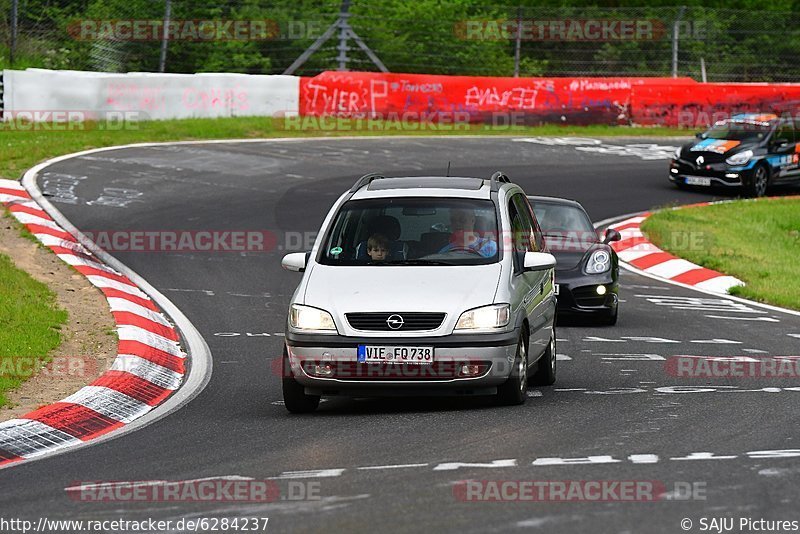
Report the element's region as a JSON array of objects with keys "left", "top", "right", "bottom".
[{"left": 438, "top": 208, "right": 498, "bottom": 257}]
